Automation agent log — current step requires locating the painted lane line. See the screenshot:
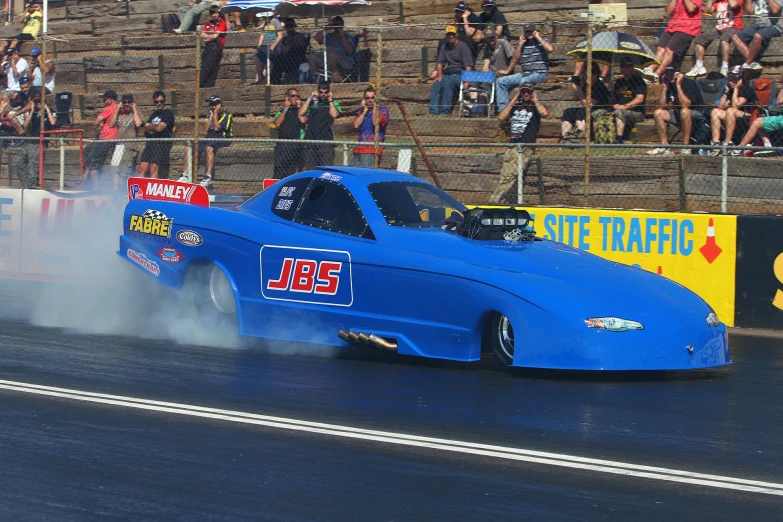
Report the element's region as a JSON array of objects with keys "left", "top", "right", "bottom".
[{"left": 1, "top": 379, "right": 781, "bottom": 497}]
